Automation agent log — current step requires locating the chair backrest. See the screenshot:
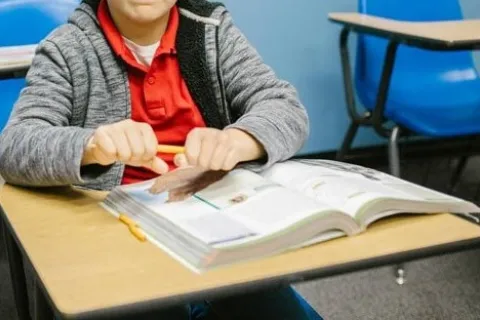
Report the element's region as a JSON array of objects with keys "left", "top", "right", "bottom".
[
  {"left": 0, "top": 0, "right": 79, "bottom": 46},
  {"left": 0, "top": 0, "right": 79, "bottom": 130},
  {"left": 355, "top": 0, "right": 478, "bottom": 109}
]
